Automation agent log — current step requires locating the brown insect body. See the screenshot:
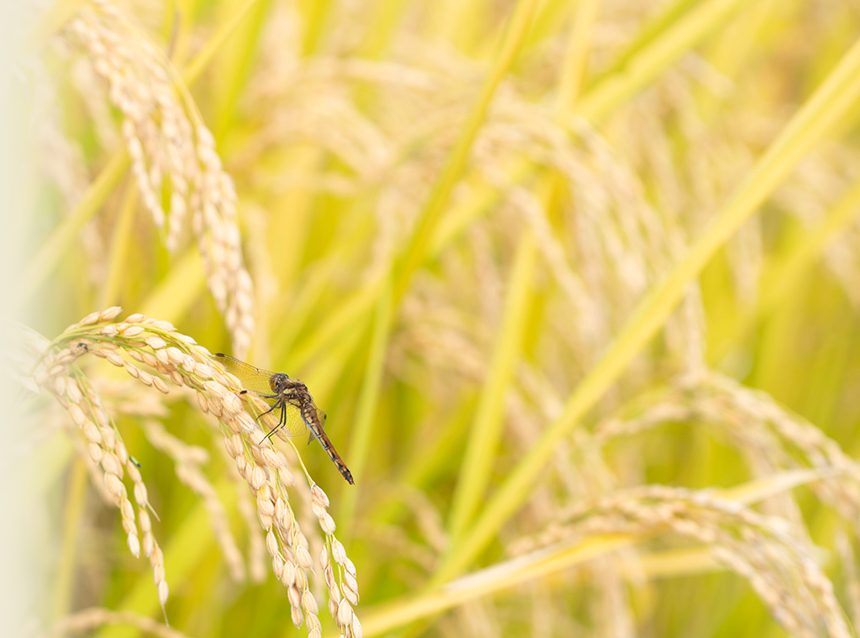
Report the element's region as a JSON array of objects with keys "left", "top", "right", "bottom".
[{"left": 215, "top": 353, "right": 354, "bottom": 485}]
